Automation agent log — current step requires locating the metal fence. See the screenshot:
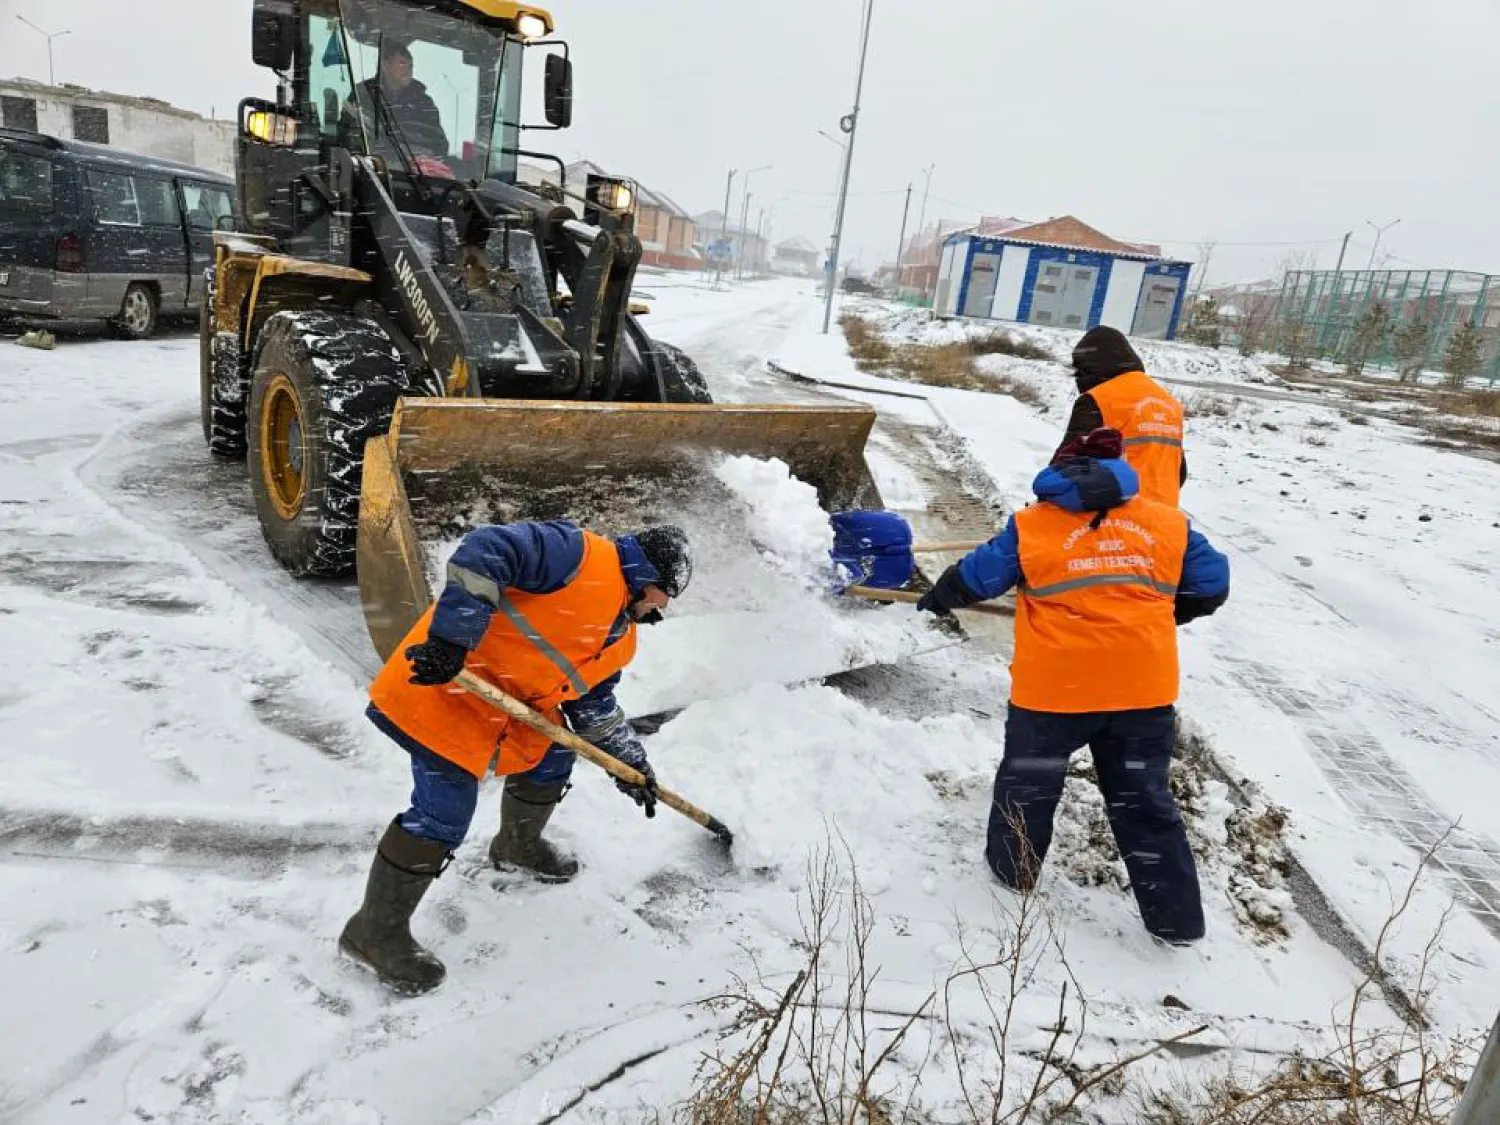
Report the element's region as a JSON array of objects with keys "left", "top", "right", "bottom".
[{"left": 1272, "top": 268, "right": 1500, "bottom": 384}]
